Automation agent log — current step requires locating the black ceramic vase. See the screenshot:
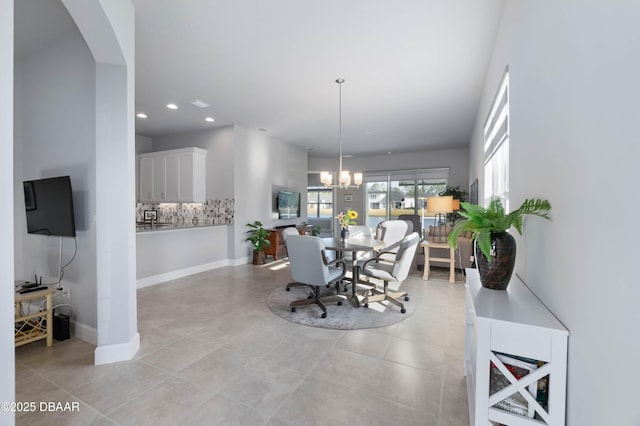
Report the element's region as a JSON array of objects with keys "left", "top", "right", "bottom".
[
  {"left": 340, "top": 227, "right": 350, "bottom": 242},
  {"left": 475, "top": 232, "right": 516, "bottom": 290}
]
